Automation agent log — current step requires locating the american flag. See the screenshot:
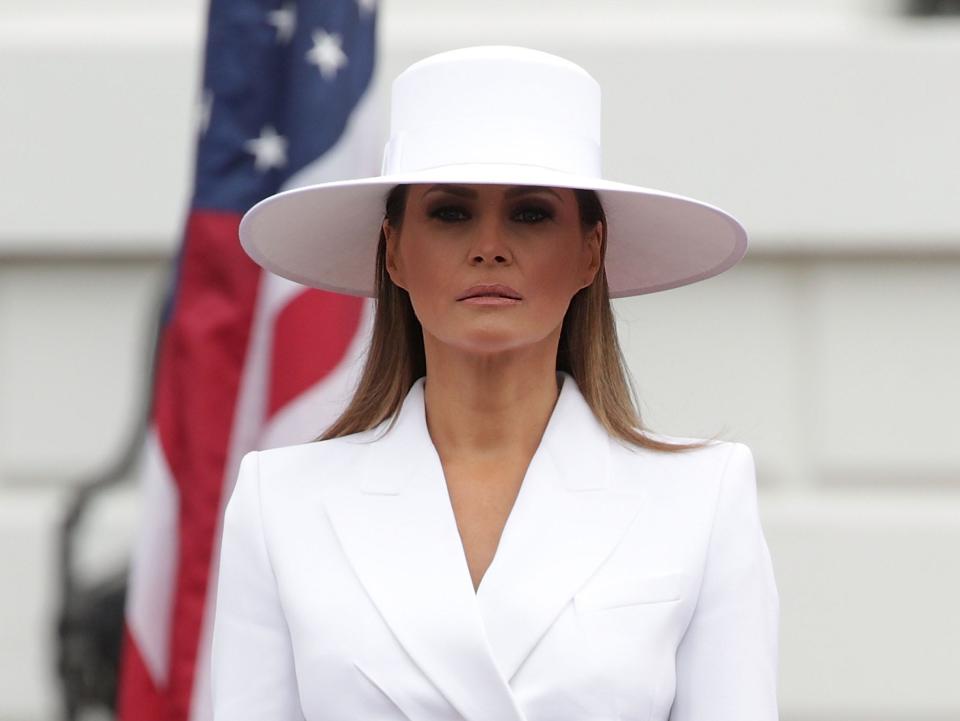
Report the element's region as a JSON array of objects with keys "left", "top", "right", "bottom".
[{"left": 116, "top": 1, "right": 380, "bottom": 719}]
